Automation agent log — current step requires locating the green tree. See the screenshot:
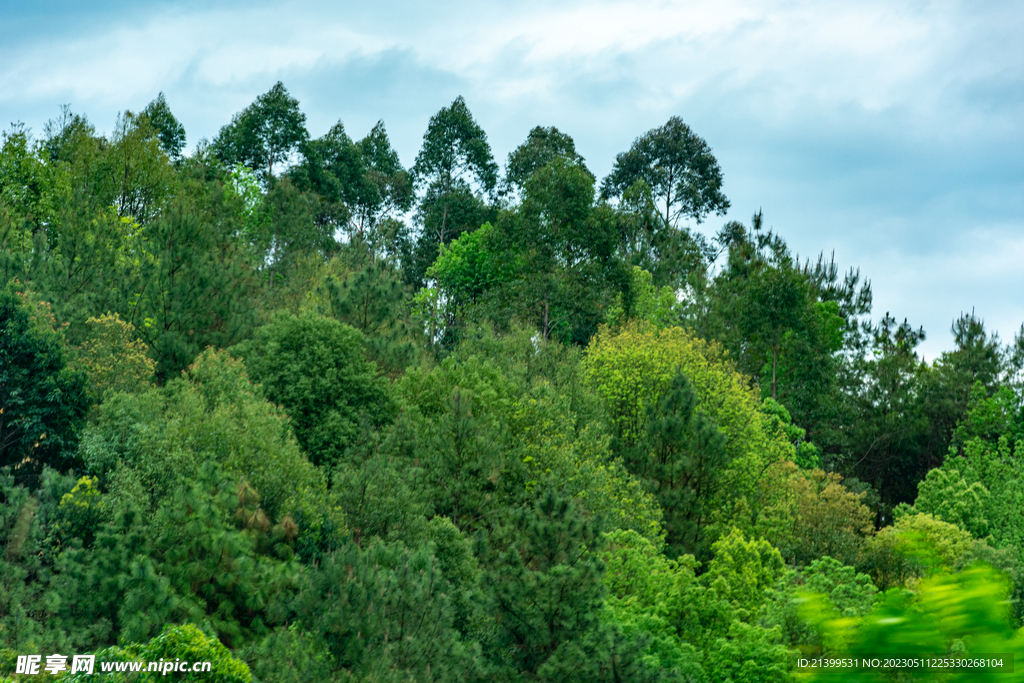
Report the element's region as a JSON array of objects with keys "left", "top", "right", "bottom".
[
  {"left": 355, "top": 121, "right": 414, "bottom": 234},
  {"left": 600, "top": 116, "right": 729, "bottom": 229},
  {"left": 0, "top": 124, "right": 56, "bottom": 230},
  {"left": 630, "top": 371, "right": 730, "bottom": 558},
  {"left": 0, "top": 281, "right": 88, "bottom": 474},
  {"left": 290, "top": 121, "right": 368, "bottom": 237},
  {"left": 844, "top": 313, "right": 930, "bottom": 507},
  {"left": 127, "top": 196, "right": 256, "bottom": 380},
  {"left": 82, "top": 348, "right": 325, "bottom": 521},
  {"left": 410, "top": 96, "right": 498, "bottom": 286},
  {"left": 482, "top": 490, "right": 670, "bottom": 682},
  {"left": 416, "top": 389, "right": 510, "bottom": 531},
  {"left": 140, "top": 92, "right": 187, "bottom": 160},
  {"left": 584, "top": 321, "right": 792, "bottom": 493},
  {"left": 504, "top": 125, "right": 590, "bottom": 196},
  {"left": 232, "top": 313, "right": 392, "bottom": 469},
  {"left": 213, "top": 82, "right": 309, "bottom": 181},
  {"left": 290, "top": 538, "right": 481, "bottom": 683},
  {"left": 311, "top": 252, "right": 421, "bottom": 376},
  {"left": 70, "top": 313, "right": 156, "bottom": 403}
]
